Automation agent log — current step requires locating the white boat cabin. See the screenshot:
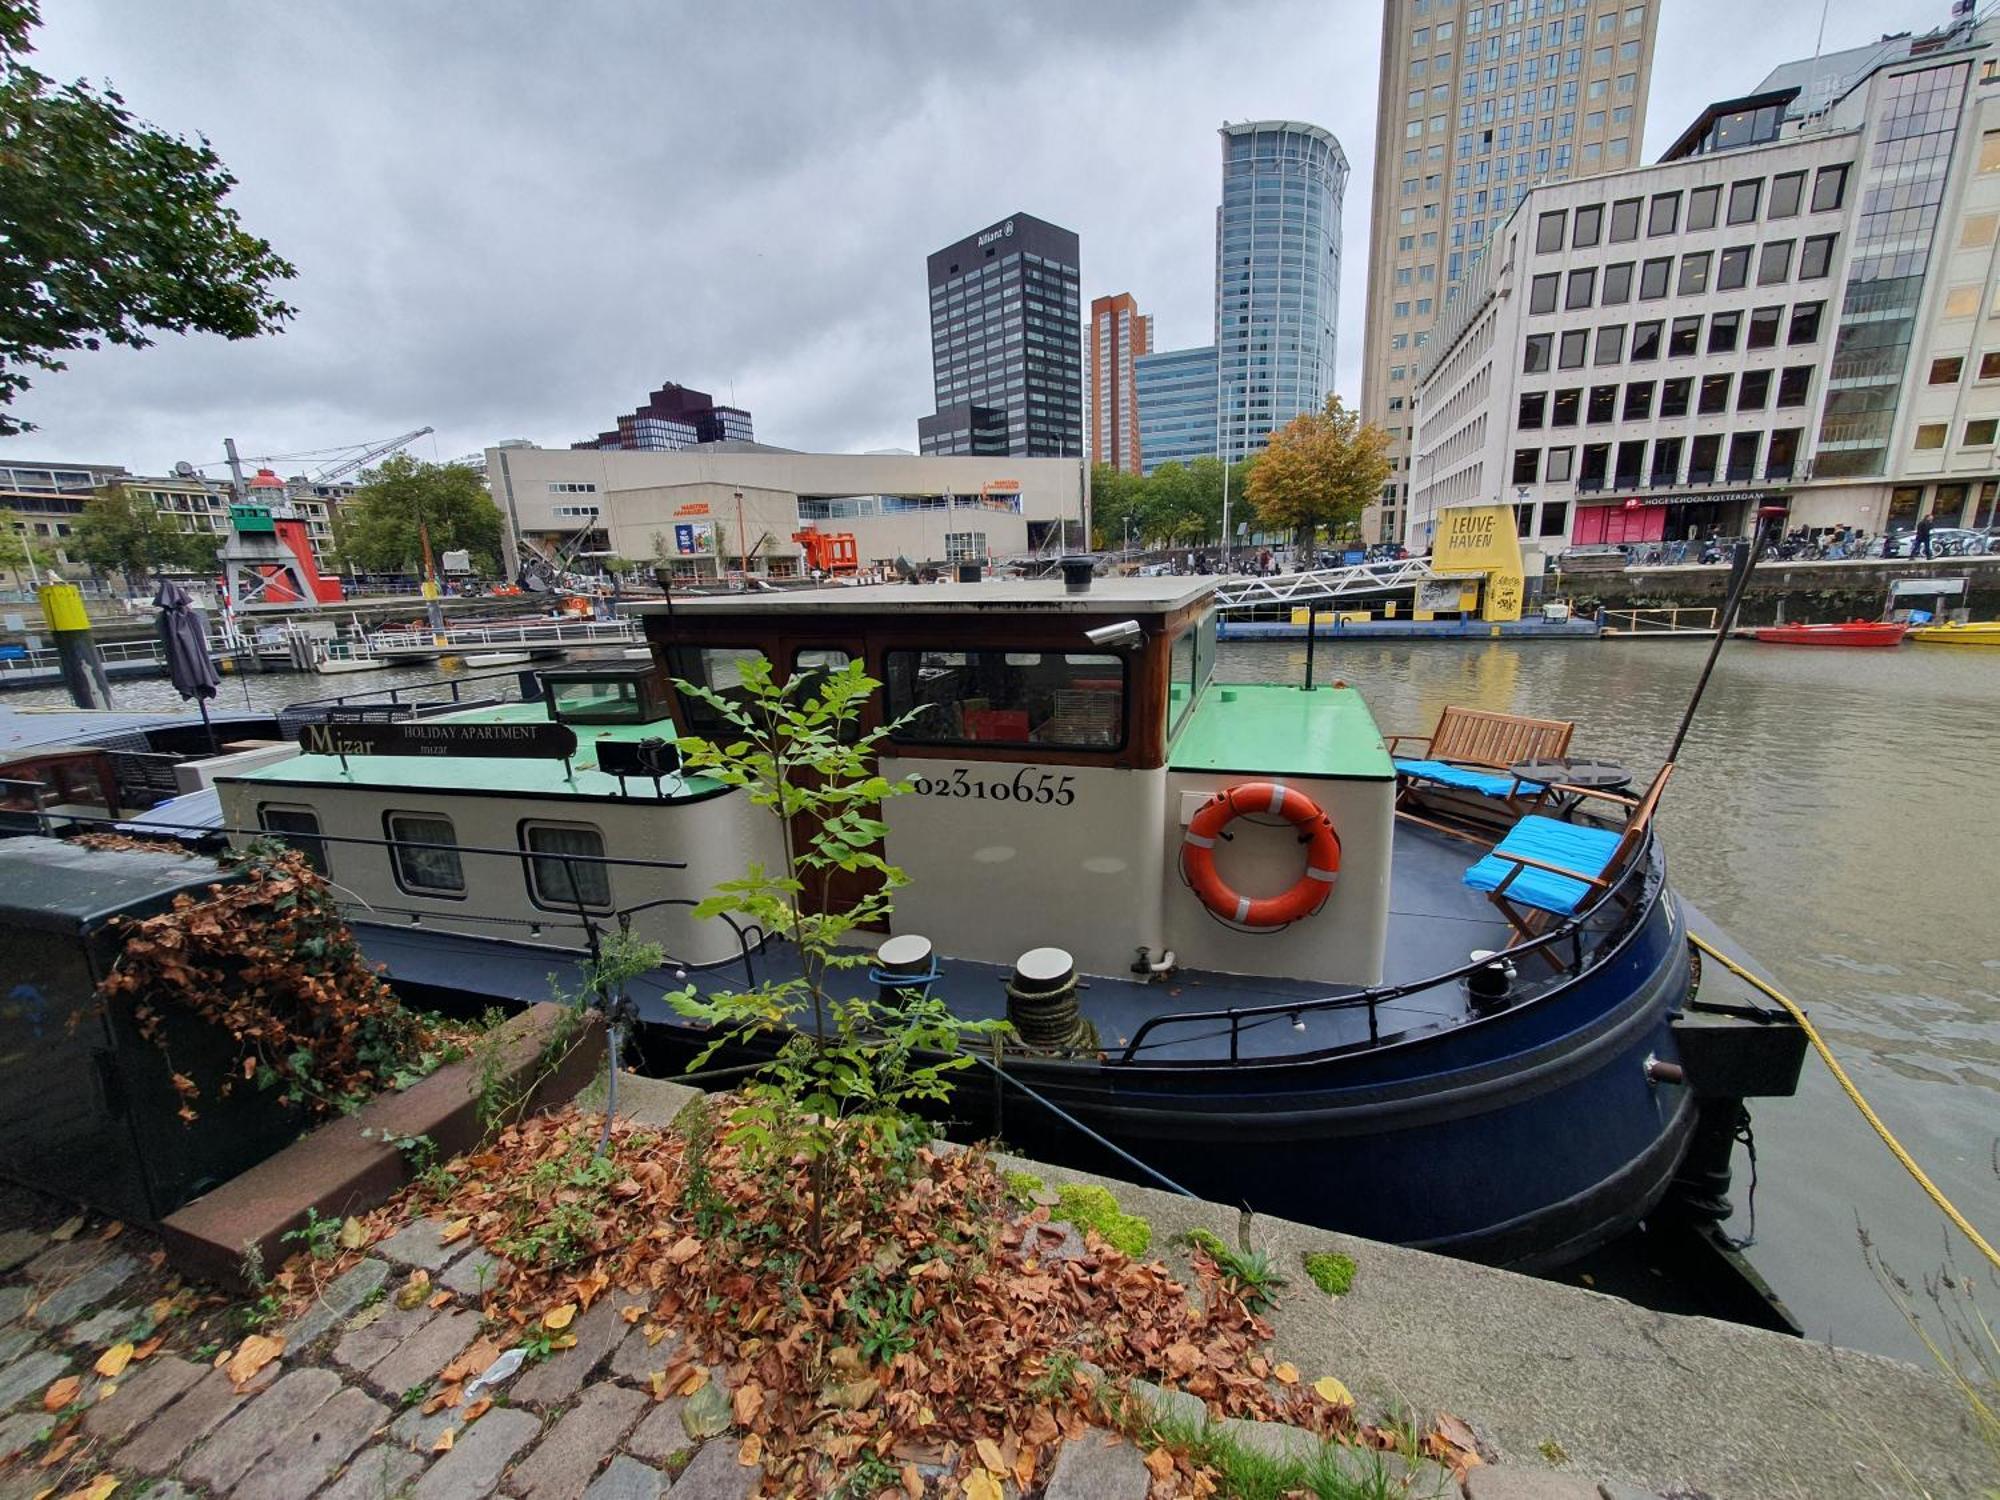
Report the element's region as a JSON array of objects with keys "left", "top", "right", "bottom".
[{"left": 216, "top": 577, "right": 1397, "bottom": 985}]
